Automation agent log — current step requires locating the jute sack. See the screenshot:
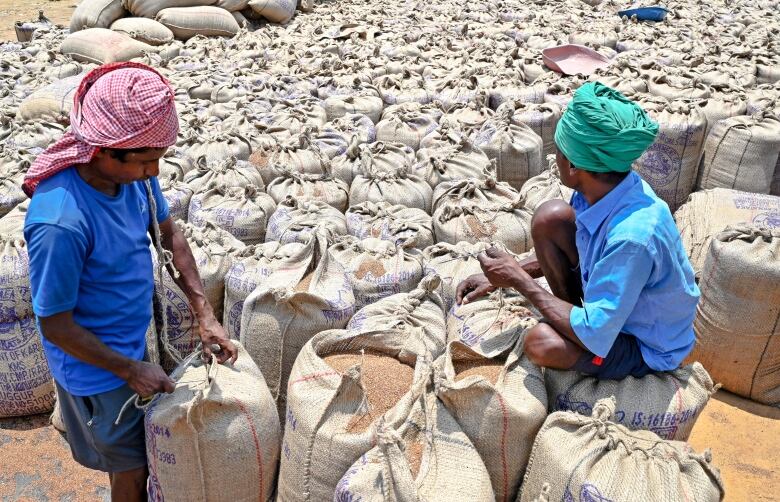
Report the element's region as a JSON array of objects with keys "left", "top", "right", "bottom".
[
  {"left": 373, "top": 71, "right": 435, "bottom": 106},
  {"left": 123, "top": 0, "right": 216, "bottom": 18},
  {"left": 434, "top": 339, "right": 547, "bottom": 502},
  {"left": 0, "top": 237, "right": 55, "bottom": 418},
  {"left": 180, "top": 131, "right": 252, "bottom": 165},
  {"left": 433, "top": 201, "right": 534, "bottom": 255},
  {"left": 69, "top": 0, "right": 126, "bottom": 31},
  {"left": 215, "top": 0, "right": 249, "bottom": 11},
  {"left": 518, "top": 155, "right": 574, "bottom": 213},
  {"left": 692, "top": 225, "right": 780, "bottom": 405},
  {"left": 278, "top": 328, "right": 429, "bottom": 501},
  {"left": 346, "top": 275, "right": 447, "bottom": 358},
  {"left": 183, "top": 157, "right": 264, "bottom": 195},
  {"left": 0, "top": 171, "right": 27, "bottom": 219},
  {"left": 156, "top": 6, "right": 240, "bottom": 40},
  {"left": 544, "top": 362, "right": 716, "bottom": 441},
  {"left": 432, "top": 173, "right": 520, "bottom": 214},
  {"left": 320, "top": 113, "right": 377, "bottom": 151},
  {"left": 110, "top": 17, "right": 175, "bottom": 45},
  {"left": 247, "top": 0, "right": 296, "bottom": 23},
  {"left": 154, "top": 223, "right": 243, "bottom": 371},
  {"left": 519, "top": 398, "right": 725, "bottom": 502},
  {"left": 335, "top": 377, "right": 496, "bottom": 502},
  {"left": 471, "top": 106, "right": 545, "bottom": 191},
  {"left": 258, "top": 98, "right": 328, "bottom": 135},
  {"left": 60, "top": 28, "right": 155, "bottom": 64},
  {"left": 345, "top": 201, "right": 435, "bottom": 250},
  {"left": 376, "top": 102, "right": 442, "bottom": 151},
  {"left": 414, "top": 138, "right": 492, "bottom": 188},
  {"left": 144, "top": 344, "right": 280, "bottom": 502},
  {"left": 647, "top": 73, "right": 712, "bottom": 100},
  {"left": 510, "top": 102, "right": 562, "bottom": 158},
  {"left": 442, "top": 100, "right": 496, "bottom": 133},
  {"left": 696, "top": 113, "right": 780, "bottom": 194},
  {"left": 422, "top": 241, "right": 511, "bottom": 313},
  {"left": 332, "top": 141, "right": 417, "bottom": 185},
  {"left": 249, "top": 135, "right": 329, "bottom": 186},
  {"left": 674, "top": 188, "right": 780, "bottom": 274},
  {"left": 266, "top": 168, "right": 350, "bottom": 212},
  {"left": 323, "top": 91, "right": 384, "bottom": 124},
  {"left": 188, "top": 183, "right": 276, "bottom": 245},
  {"left": 349, "top": 164, "right": 433, "bottom": 214},
  {"left": 0, "top": 200, "right": 28, "bottom": 239},
  {"left": 265, "top": 196, "right": 347, "bottom": 245},
  {"left": 633, "top": 98, "right": 708, "bottom": 212},
  {"left": 17, "top": 74, "right": 85, "bottom": 123},
  {"left": 446, "top": 290, "right": 539, "bottom": 357},
  {"left": 240, "top": 229, "right": 356, "bottom": 416},
  {"left": 329, "top": 236, "right": 424, "bottom": 309},
  {"left": 160, "top": 175, "right": 193, "bottom": 222}
]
